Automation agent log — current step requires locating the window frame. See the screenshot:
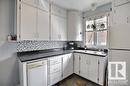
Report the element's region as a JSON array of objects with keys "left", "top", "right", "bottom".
[{"left": 84, "top": 14, "right": 110, "bottom": 49}]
